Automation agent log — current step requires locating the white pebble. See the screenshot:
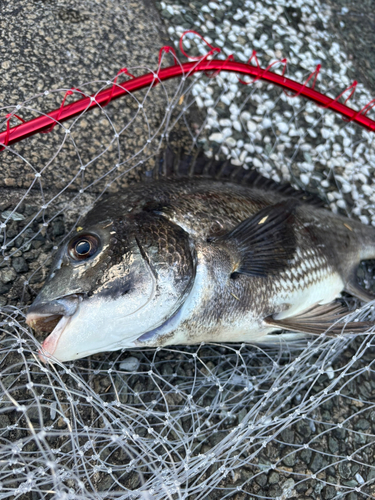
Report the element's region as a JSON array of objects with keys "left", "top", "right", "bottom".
[
  {"left": 119, "top": 357, "right": 140, "bottom": 372},
  {"left": 209, "top": 133, "right": 224, "bottom": 143},
  {"left": 239, "top": 150, "right": 247, "bottom": 162},
  {"left": 277, "top": 122, "right": 289, "bottom": 134},
  {"left": 229, "top": 103, "right": 240, "bottom": 115},
  {"left": 362, "top": 184, "right": 373, "bottom": 196},
  {"left": 355, "top": 473, "right": 365, "bottom": 485},
  {"left": 225, "top": 137, "right": 237, "bottom": 147},
  {"left": 220, "top": 95, "right": 231, "bottom": 106},
  {"left": 262, "top": 118, "right": 272, "bottom": 129},
  {"left": 325, "top": 366, "right": 334, "bottom": 380},
  {"left": 222, "top": 127, "right": 233, "bottom": 138},
  {"left": 247, "top": 120, "right": 257, "bottom": 132},
  {"left": 300, "top": 173, "right": 310, "bottom": 185},
  {"left": 219, "top": 118, "right": 232, "bottom": 127},
  {"left": 195, "top": 96, "right": 204, "bottom": 108},
  {"left": 233, "top": 120, "right": 242, "bottom": 132},
  {"left": 208, "top": 1, "right": 220, "bottom": 9}
]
